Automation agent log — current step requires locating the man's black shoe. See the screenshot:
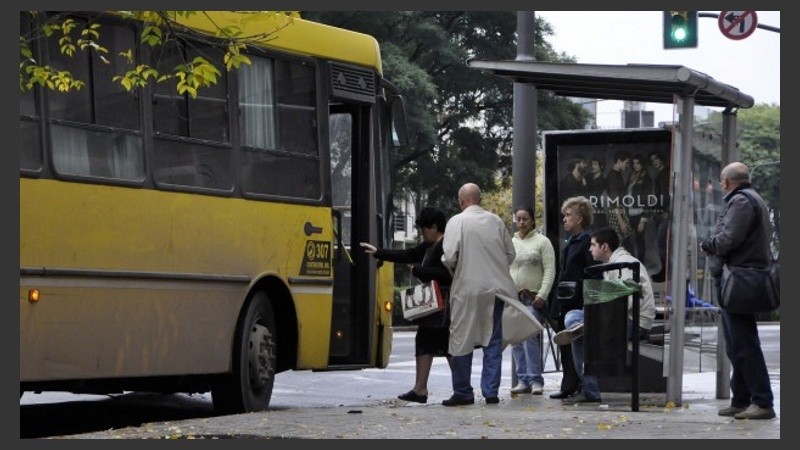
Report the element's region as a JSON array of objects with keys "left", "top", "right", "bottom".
[
  {"left": 549, "top": 390, "right": 576, "bottom": 399},
  {"left": 485, "top": 396, "right": 499, "bottom": 404},
  {"left": 442, "top": 395, "right": 474, "bottom": 406}
]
